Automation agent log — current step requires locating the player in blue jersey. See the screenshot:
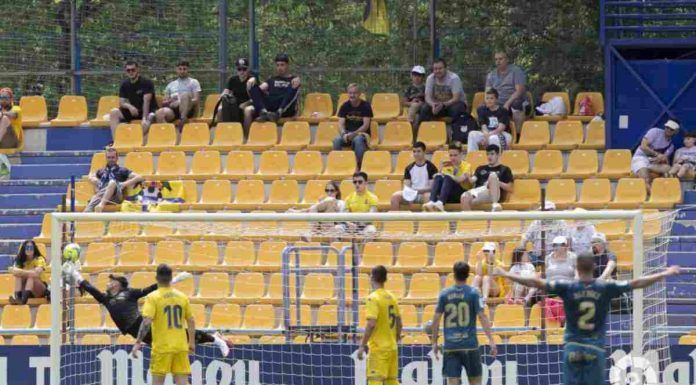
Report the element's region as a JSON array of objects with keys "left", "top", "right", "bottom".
[
  {"left": 430, "top": 261, "right": 497, "bottom": 385},
  {"left": 495, "top": 252, "right": 680, "bottom": 385}
]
